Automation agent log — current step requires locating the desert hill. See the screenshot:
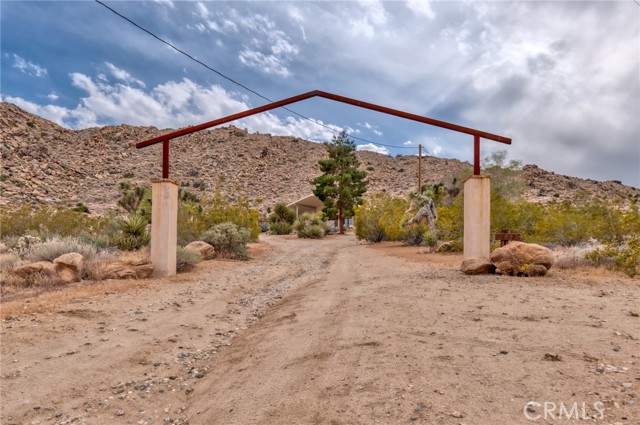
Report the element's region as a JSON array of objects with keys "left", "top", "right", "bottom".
[{"left": 1, "top": 102, "right": 638, "bottom": 216}]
